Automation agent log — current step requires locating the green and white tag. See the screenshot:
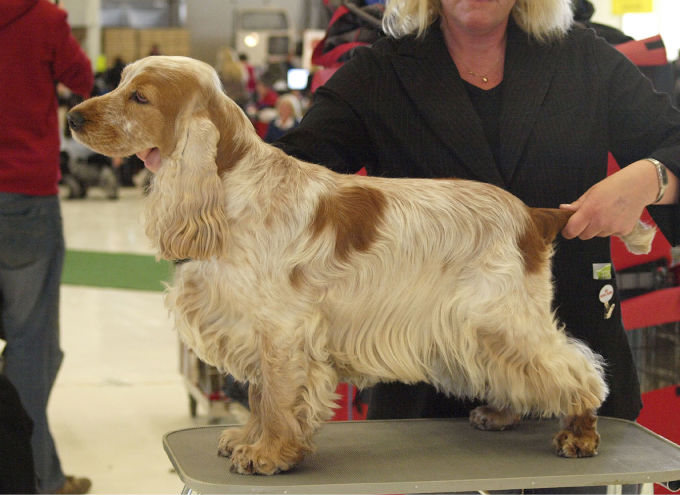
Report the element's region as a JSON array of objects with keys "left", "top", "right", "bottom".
[{"left": 592, "top": 263, "right": 612, "bottom": 280}]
